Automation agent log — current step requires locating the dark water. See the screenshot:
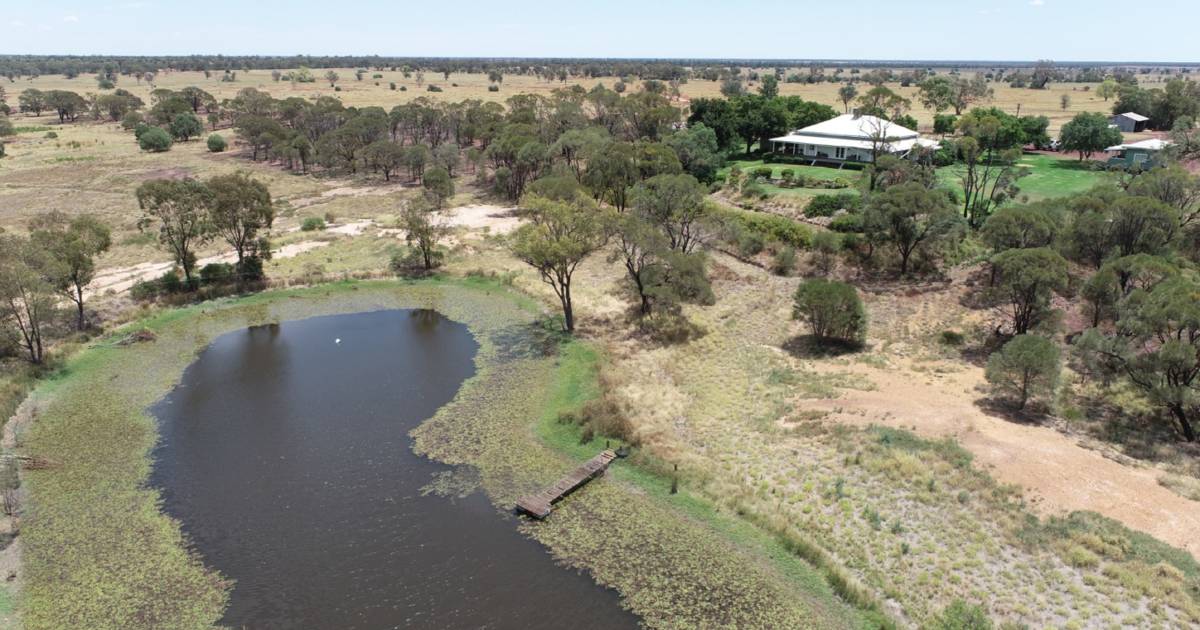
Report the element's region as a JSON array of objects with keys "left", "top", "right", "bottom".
[{"left": 150, "top": 310, "right": 637, "bottom": 629}]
